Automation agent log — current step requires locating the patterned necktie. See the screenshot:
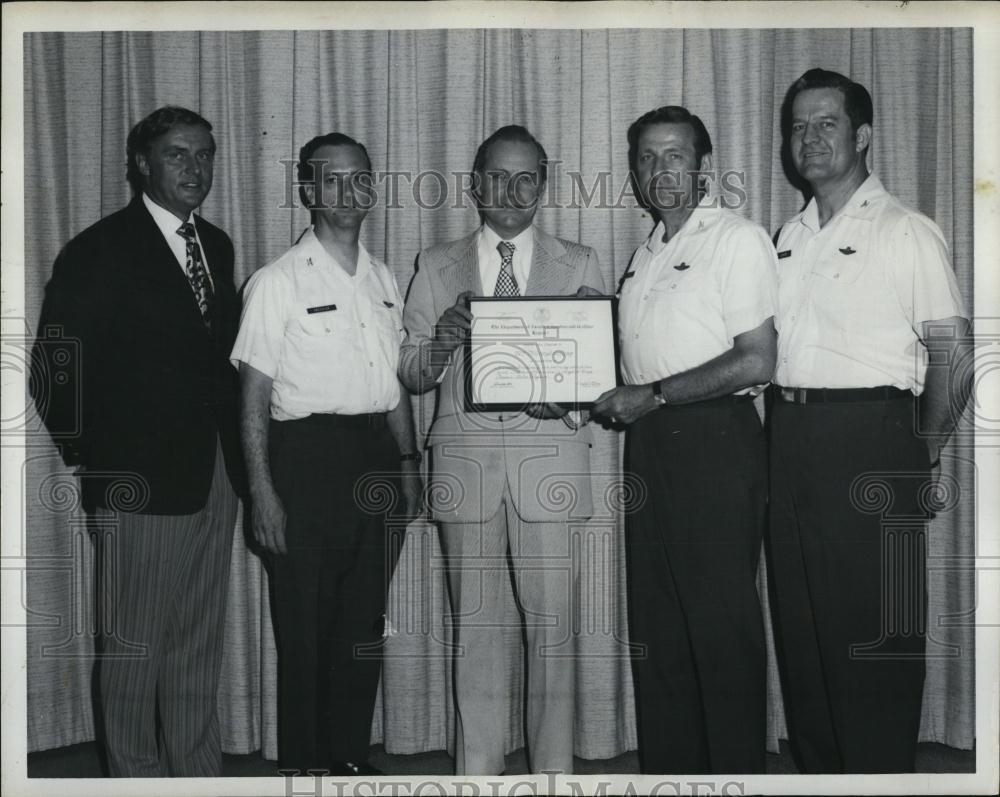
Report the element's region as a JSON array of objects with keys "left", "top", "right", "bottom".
[
  {"left": 177, "top": 222, "right": 215, "bottom": 329},
  {"left": 494, "top": 241, "right": 520, "bottom": 297}
]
